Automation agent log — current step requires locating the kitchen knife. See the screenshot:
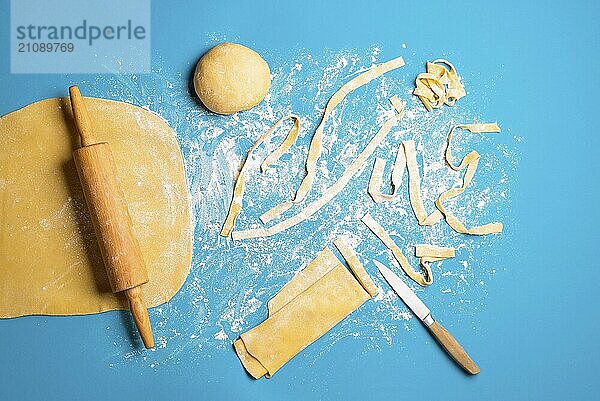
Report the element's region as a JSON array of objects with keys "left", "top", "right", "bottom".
[{"left": 373, "top": 259, "right": 480, "bottom": 374}]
